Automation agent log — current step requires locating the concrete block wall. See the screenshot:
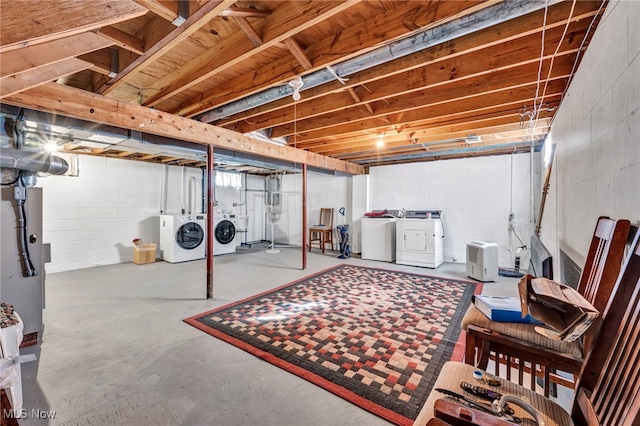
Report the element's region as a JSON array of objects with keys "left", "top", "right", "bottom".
[
  {"left": 368, "top": 153, "right": 533, "bottom": 268},
  {"left": 39, "top": 156, "right": 202, "bottom": 273},
  {"left": 37, "top": 155, "right": 350, "bottom": 272},
  {"left": 544, "top": 0, "right": 640, "bottom": 270}
]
